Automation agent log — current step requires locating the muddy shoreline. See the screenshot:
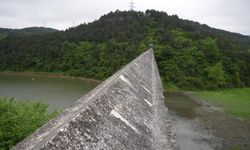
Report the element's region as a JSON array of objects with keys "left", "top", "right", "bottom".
[
  {"left": 165, "top": 92, "right": 250, "bottom": 150},
  {"left": 0, "top": 71, "right": 102, "bottom": 83}
]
